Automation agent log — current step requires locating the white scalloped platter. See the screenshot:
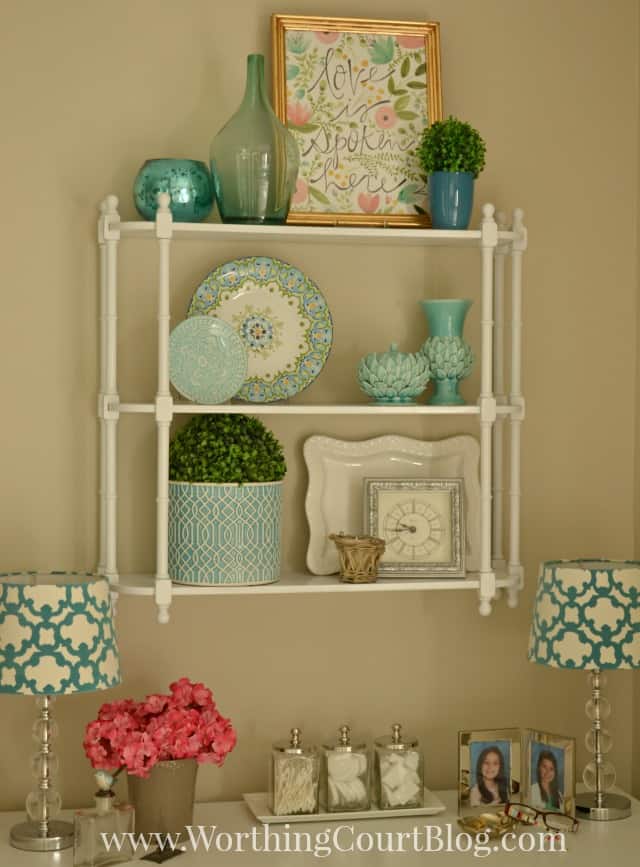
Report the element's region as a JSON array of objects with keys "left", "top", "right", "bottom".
[
  {"left": 243, "top": 788, "right": 446, "bottom": 825},
  {"left": 304, "top": 434, "right": 480, "bottom": 576}
]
